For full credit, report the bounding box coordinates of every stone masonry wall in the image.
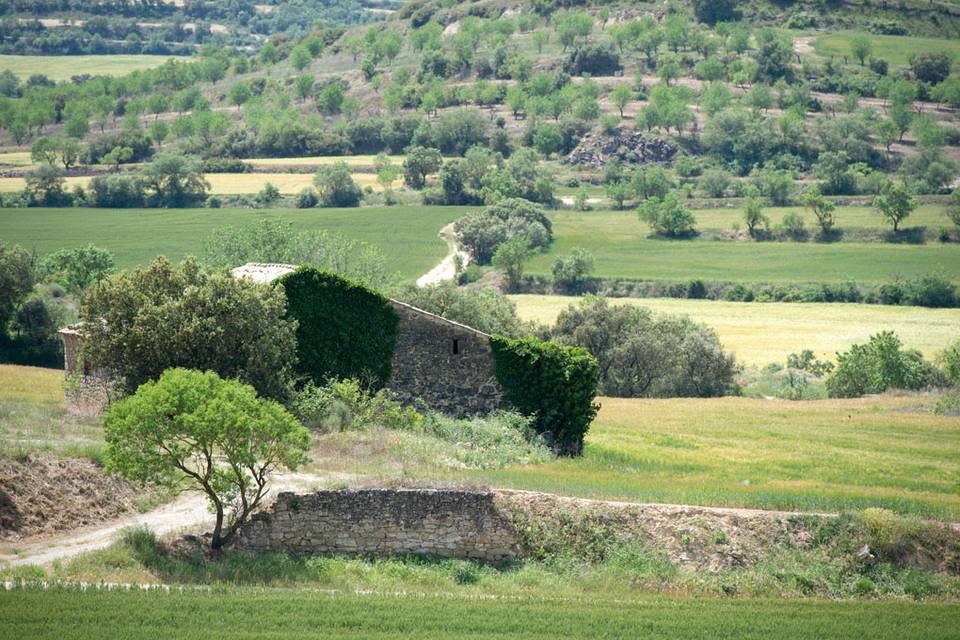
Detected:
[234,489,520,561]
[386,301,503,417]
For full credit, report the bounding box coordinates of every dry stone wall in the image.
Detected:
[387,301,503,417]
[234,489,520,561]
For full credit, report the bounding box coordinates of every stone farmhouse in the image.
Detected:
[61,263,504,417]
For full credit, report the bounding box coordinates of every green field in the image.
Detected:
[525,210,960,284]
[2,588,958,640]
[812,32,960,66]
[0,54,180,81]
[455,395,960,520]
[510,295,960,365]
[0,206,468,280]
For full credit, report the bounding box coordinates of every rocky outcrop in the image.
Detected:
[566,130,678,169]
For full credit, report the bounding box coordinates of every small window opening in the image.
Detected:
[452,338,460,355]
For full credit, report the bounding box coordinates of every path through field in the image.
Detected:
[0,471,337,568]
[416,223,469,287]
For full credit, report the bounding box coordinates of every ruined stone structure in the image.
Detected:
[234,489,520,561]
[60,263,504,417]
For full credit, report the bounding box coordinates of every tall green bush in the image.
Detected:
[826,331,942,398]
[489,335,599,456]
[276,267,398,388]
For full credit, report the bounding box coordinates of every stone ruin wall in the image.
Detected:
[233,489,520,561]
[387,301,504,418]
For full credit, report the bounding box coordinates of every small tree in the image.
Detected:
[227,81,252,111]
[611,84,633,117]
[743,189,769,238]
[374,153,401,198]
[874,180,917,232]
[403,146,442,189]
[850,35,872,66]
[947,189,960,230]
[551,248,595,291]
[638,192,697,238]
[38,245,114,294]
[492,235,533,289]
[142,153,209,207]
[800,186,836,237]
[104,368,311,550]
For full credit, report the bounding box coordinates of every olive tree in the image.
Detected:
[874,180,917,232]
[104,368,311,550]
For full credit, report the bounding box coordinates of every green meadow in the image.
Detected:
[0,54,179,81]
[525,210,960,284]
[812,32,960,67]
[2,587,958,640]
[0,206,468,281]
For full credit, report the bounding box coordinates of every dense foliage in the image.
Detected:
[276,266,399,389]
[826,331,944,397]
[398,282,528,337]
[489,334,599,456]
[455,198,553,265]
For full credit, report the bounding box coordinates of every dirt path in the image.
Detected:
[794,36,816,57]
[0,471,335,568]
[416,223,470,287]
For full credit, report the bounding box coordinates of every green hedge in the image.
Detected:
[489,335,600,456]
[276,267,398,388]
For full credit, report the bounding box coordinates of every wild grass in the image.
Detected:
[524,210,960,284]
[3,585,958,640]
[0,205,468,279]
[245,155,406,168]
[0,364,64,404]
[812,32,960,66]
[0,54,178,81]
[449,395,960,520]
[509,295,960,366]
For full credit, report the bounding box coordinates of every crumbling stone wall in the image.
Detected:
[387,301,503,417]
[234,489,520,561]
[60,325,112,415]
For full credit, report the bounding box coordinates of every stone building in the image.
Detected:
[61,263,504,417]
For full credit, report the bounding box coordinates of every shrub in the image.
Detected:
[565,42,622,76]
[826,331,940,398]
[291,378,421,432]
[638,192,697,238]
[38,245,114,294]
[295,187,318,209]
[398,282,527,337]
[934,389,960,416]
[938,338,960,386]
[454,198,553,264]
[786,349,834,377]
[419,411,551,468]
[551,248,595,292]
[275,267,398,388]
[314,161,362,207]
[901,273,958,308]
[780,212,808,241]
[86,174,146,208]
[489,335,599,456]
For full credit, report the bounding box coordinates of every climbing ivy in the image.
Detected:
[489,335,600,457]
[276,267,398,388]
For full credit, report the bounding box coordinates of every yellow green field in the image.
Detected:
[0,54,179,81]
[0,172,400,195]
[0,364,63,404]
[813,32,960,67]
[510,295,960,366]
[689,204,951,231]
[245,155,406,168]
[461,395,960,519]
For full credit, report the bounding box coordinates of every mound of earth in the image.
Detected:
[566,130,678,169]
[0,454,145,540]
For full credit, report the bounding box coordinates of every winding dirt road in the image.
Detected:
[416,223,470,287]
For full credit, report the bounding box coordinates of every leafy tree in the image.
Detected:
[692,0,739,25]
[631,165,673,200]
[611,84,633,117]
[801,186,837,236]
[374,153,401,196]
[104,368,310,550]
[850,35,872,66]
[0,242,35,334]
[551,248,595,291]
[294,75,315,102]
[492,235,534,289]
[909,52,952,85]
[81,257,297,400]
[399,282,525,337]
[698,168,731,198]
[64,115,90,140]
[141,153,209,207]
[874,180,917,232]
[754,29,793,82]
[743,189,769,238]
[26,162,68,206]
[826,331,937,397]
[939,338,960,386]
[227,81,252,110]
[403,146,442,189]
[814,151,858,196]
[455,198,552,264]
[532,123,564,156]
[316,80,346,114]
[948,189,960,230]
[314,161,362,207]
[638,192,697,238]
[605,181,632,209]
[290,45,312,71]
[429,108,489,156]
[38,245,114,294]
[875,119,900,155]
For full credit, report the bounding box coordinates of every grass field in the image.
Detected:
[510,295,960,365]
[2,587,958,640]
[812,32,960,66]
[0,172,400,195]
[0,205,468,279]
[685,205,950,231]
[0,364,63,404]
[453,395,960,520]
[245,155,407,168]
[0,54,179,81]
[525,210,960,284]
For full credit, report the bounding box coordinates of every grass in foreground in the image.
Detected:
[0,205,468,279]
[524,211,960,284]
[509,295,960,366]
[0,54,179,81]
[451,396,960,520]
[1,586,958,640]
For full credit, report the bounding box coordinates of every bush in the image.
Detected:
[780,212,808,241]
[291,378,421,432]
[398,282,527,337]
[489,335,599,456]
[454,198,553,264]
[938,338,960,386]
[295,187,318,209]
[551,297,738,399]
[565,42,622,76]
[826,331,941,398]
[637,192,697,238]
[314,161,362,207]
[901,273,958,308]
[86,174,146,208]
[38,245,114,294]
[551,248,595,292]
[276,267,399,388]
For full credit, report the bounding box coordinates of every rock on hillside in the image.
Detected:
[566,130,678,169]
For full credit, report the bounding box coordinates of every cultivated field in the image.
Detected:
[245,155,407,168]
[0,205,468,279]
[812,32,960,66]
[456,395,960,520]
[0,54,179,81]
[2,588,958,640]
[510,295,960,365]
[525,210,960,284]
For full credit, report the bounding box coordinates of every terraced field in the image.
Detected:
[0,54,179,80]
